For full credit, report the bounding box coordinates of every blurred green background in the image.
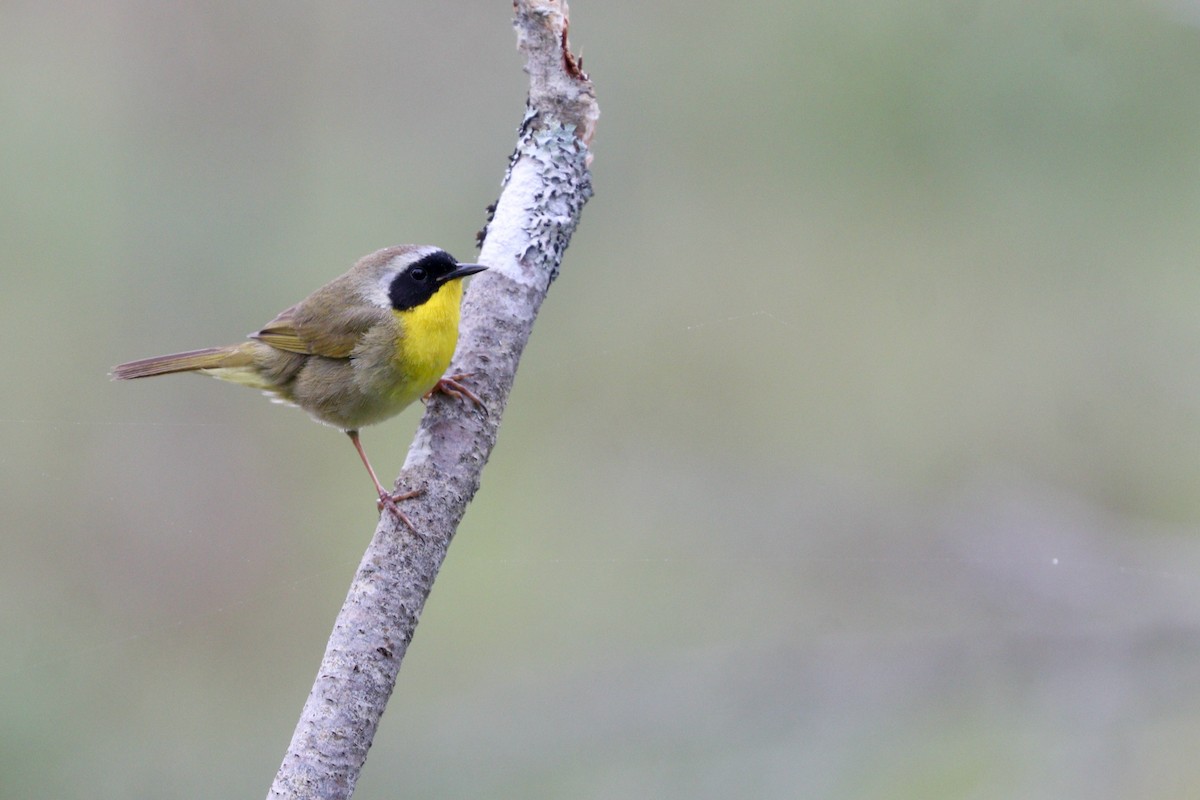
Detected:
[4,0,1200,797]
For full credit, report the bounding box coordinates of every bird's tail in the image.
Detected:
[111,345,255,380]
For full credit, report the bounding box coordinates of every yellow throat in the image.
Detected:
[392,277,466,397]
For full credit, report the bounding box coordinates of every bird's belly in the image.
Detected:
[327,353,445,430]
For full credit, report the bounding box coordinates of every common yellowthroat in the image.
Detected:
[112,245,486,527]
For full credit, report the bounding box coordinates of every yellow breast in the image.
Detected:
[391,278,465,402]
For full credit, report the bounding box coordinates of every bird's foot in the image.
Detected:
[424,373,487,412]
[377,488,424,536]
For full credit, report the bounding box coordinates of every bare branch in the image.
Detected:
[266,2,596,798]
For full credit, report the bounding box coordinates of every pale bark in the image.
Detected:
[267,2,596,797]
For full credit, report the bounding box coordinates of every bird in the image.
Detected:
[112,245,487,529]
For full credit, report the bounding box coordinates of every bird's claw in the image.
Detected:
[377,488,424,537]
[424,372,487,413]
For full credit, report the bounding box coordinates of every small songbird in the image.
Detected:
[112,245,487,528]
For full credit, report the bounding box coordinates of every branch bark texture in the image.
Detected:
[267,2,596,798]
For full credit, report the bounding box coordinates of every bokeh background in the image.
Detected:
[4,1,1200,797]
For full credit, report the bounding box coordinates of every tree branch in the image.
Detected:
[266,2,596,798]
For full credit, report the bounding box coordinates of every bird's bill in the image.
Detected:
[440,263,488,283]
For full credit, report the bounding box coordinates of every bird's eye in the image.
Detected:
[410,267,427,281]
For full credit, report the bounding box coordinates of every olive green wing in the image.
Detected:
[251,301,389,359]
[251,304,314,354]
